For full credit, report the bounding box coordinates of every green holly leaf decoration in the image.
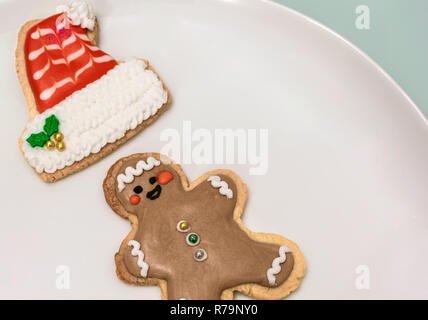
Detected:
[43,115,59,137]
[26,114,61,148]
[26,132,49,148]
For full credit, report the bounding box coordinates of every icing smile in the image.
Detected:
[146,184,162,200]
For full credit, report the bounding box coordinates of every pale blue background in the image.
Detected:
[274,0,428,118]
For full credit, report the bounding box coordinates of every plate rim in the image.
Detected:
[259,0,428,126]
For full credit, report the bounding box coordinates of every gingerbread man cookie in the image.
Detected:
[103,153,305,300]
[15,1,171,182]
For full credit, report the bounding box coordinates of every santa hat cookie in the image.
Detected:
[16,1,171,182]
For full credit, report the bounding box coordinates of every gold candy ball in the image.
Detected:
[45,140,55,150]
[56,141,66,152]
[53,132,64,142]
[179,221,189,231]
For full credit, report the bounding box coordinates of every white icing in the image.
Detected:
[56,1,95,31]
[33,61,50,80]
[40,77,73,100]
[117,157,161,192]
[51,58,67,65]
[86,44,100,51]
[76,33,90,41]
[22,59,168,174]
[29,47,45,60]
[75,59,92,79]
[31,28,55,39]
[62,32,77,47]
[31,31,40,39]
[128,240,149,278]
[207,176,233,199]
[92,55,114,63]
[266,246,292,286]
[67,45,85,62]
[45,44,61,51]
[40,28,55,36]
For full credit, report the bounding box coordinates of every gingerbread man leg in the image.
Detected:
[103,153,305,300]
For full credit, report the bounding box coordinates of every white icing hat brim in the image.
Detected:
[21,58,168,174]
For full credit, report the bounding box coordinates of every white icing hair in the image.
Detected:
[266,246,292,286]
[117,157,161,192]
[128,240,149,278]
[207,176,233,199]
[56,1,95,30]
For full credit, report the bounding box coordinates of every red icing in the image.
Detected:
[24,13,117,113]
[157,171,174,185]
[130,195,140,205]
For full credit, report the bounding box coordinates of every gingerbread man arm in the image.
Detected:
[182,171,297,297]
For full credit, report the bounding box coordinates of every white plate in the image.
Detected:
[0,0,427,299]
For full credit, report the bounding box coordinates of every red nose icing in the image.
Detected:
[129,195,140,205]
[157,171,174,185]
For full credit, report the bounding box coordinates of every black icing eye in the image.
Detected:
[133,185,143,194]
[149,177,157,185]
